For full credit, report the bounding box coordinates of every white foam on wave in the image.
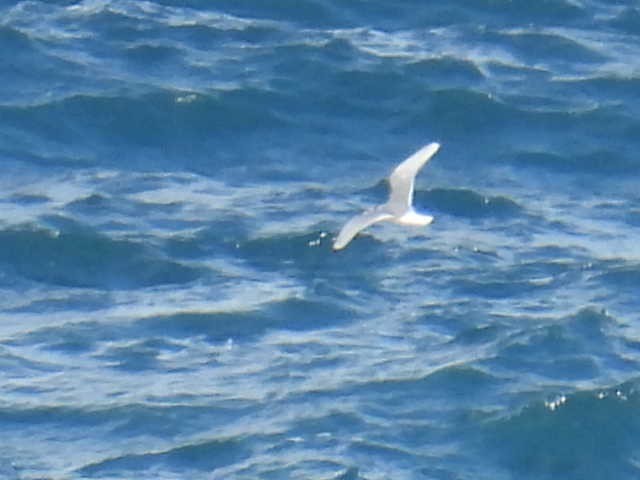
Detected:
[0,164,335,247]
[0,172,92,228]
[500,25,640,80]
[64,0,269,31]
[326,26,519,76]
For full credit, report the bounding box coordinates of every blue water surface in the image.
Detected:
[1,1,640,479]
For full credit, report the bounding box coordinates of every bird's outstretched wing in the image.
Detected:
[333,208,393,250]
[388,143,440,211]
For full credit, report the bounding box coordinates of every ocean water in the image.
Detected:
[1,1,640,479]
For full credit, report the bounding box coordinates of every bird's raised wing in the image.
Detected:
[333,208,393,250]
[388,142,440,211]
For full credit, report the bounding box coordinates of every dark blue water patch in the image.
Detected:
[261,297,353,330]
[123,43,184,68]
[608,7,640,34]
[402,88,639,160]
[270,38,360,83]
[449,0,586,26]
[508,147,639,176]
[562,76,640,113]
[0,22,113,104]
[489,308,622,380]
[509,151,576,173]
[1,88,289,169]
[76,437,249,477]
[269,45,366,113]
[165,0,344,28]
[0,225,203,289]
[0,24,38,62]
[353,0,585,30]
[625,209,640,227]
[0,147,91,170]
[592,261,640,291]
[590,263,640,313]
[330,66,435,116]
[480,383,640,479]
[0,24,94,107]
[417,188,522,219]
[564,307,618,343]
[271,59,423,132]
[398,88,516,138]
[237,229,394,278]
[213,0,585,31]
[589,255,638,300]
[453,258,582,300]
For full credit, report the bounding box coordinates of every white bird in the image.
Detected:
[333,142,440,251]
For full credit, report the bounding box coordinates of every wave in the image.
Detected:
[449,0,585,23]
[2,87,285,137]
[492,29,605,66]
[487,308,620,384]
[77,437,249,476]
[418,187,522,219]
[512,150,632,174]
[482,381,640,479]
[0,225,202,289]
[592,262,640,293]
[136,296,353,344]
[402,56,485,88]
[0,87,291,172]
[608,7,640,35]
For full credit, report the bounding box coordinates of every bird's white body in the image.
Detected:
[394,209,434,226]
[333,142,440,250]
